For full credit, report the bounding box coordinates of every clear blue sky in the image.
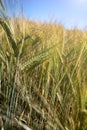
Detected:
[3,0,87,29]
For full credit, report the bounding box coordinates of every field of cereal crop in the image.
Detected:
[0,1,87,130]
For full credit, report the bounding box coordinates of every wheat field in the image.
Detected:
[0,2,87,130]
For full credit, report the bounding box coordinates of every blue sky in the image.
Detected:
[3,0,87,29]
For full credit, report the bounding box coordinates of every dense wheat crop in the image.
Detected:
[0,2,87,130]
[0,18,87,130]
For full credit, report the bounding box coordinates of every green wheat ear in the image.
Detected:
[0,18,18,57]
[0,0,18,57]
